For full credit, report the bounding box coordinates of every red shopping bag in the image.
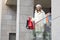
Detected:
[27,17,34,30]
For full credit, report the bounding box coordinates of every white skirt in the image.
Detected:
[35,21,44,38]
[35,21,44,32]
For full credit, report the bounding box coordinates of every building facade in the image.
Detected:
[0,0,51,40]
[0,0,16,40]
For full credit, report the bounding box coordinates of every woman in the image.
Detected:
[45,12,51,40]
[32,4,46,40]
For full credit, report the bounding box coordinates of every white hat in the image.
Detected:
[36,4,42,8]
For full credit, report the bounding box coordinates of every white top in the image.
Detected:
[32,10,46,24]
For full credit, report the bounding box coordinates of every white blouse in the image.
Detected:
[32,10,46,24]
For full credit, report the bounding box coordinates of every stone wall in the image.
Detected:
[1,0,16,40]
[19,0,34,40]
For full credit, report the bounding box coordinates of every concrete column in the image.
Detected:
[0,0,2,40]
[52,0,60,40]
[19,0,34,40]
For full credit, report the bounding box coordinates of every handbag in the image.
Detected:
[26,17,34,30]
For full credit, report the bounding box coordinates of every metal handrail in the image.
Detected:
[35,15,50,24]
